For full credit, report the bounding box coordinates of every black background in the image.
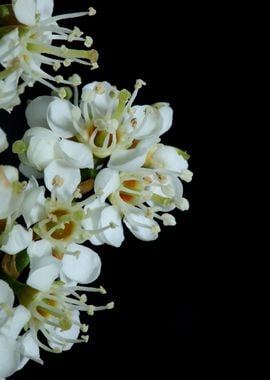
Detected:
[1,1,207,378]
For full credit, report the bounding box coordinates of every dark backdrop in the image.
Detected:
[1,1,206,378]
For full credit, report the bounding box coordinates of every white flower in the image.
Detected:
[82,197,124,248]
[24,190,90,249]
[14,97,96,199]
[26,240,101,290]
[16,280,112,354]
[18,80,172,164]
[26,239,61,292]
[94,167,189,240]
[0,0,98,110]
[123,209,161,241]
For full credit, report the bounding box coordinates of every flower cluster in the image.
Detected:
[0,1,192,379]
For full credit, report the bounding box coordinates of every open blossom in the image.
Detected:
[14,80,172,170]
[0,280,41,379]
[0,0,98,111]
[82,196,124,248]
[27,240,101,291]
[20,177,119,249]
[0,278,113,373]
[13,124,93,199]
[15,280,113,354]
[93,158,191,240]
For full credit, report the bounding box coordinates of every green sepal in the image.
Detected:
[15,250,30,273]
[177,148,191,160]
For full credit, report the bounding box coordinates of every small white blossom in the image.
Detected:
[19,81,172,165]
[94,167,189,240]
[15,280,111,354]
[0,0,98,111]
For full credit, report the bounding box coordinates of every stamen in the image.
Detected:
[175,197,189,211]
[180,169,193,183]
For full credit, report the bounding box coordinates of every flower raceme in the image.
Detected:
[0,0,98,111]
[1,78,192,378]
[1,3,193,378]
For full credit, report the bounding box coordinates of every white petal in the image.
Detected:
[19,163,43,179]
[0,128,8,153]
[156,103,173,135]
[108,137,156,172]
[1,225,32,255]
[124,212,159,241]
[0,281,14,327]
[0,165,18,183]
[21,183,46,227]
[0,70,21,112]
[44,160,81,201]
[19,331,42,368]
[26,135,60,171]
[148,174,183,212]
[82,198,107,246]
[108,148,146,171]
[59,140,93,168]
[94,168,120,201]
[0,166,23,219]
[36,0,54,20]
[48,310,80,351]
[99,206,124,247]
[25,96,55,128]
[0,305,30,339]
[62,244,101,284]
[47,99,77,138]
[131,105,162,139]
[81,81,118,119]
[27,255,60,292]
[0,335,21,378]
[152,145,188,173]
[27,239,52,258]
[12,0,36,26]
[0,29,20,64]
[0,280,14,307]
